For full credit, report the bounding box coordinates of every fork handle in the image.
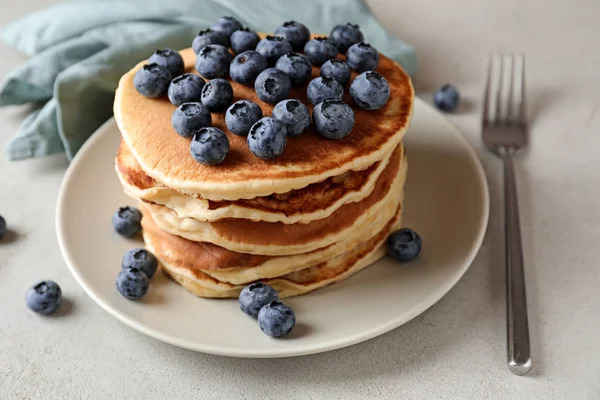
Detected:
[503,153,532,375]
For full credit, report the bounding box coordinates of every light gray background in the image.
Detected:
[1,0,599,399]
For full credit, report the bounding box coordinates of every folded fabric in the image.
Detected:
[0,0,417,161]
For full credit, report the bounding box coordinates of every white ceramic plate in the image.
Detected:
[56,98,489,358]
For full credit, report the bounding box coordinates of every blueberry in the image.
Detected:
[171,102,212,138]
[254,68,291,104]
[256,36,292,66]
[433,84,461,113]
[195,44,232,79]
[0,215,6,240]
[211,16,243,38]
[274,21,310,52]
[226,100,263,136]
[258,301,296,338]
[350,71,390,110]
[230,28,260,54]
[303,37,337,66]
[148,48,184,78]
[313,100,355,139]
[272,99,310,137]
[275,52,312,86]
[122,248,159,278]
[112,206,142,238]
[201,78,233,112]
[346,42,380,72]
[167,73,205,106]
[190,127,230,165]
[330,23,364,53]
[248,117,287,159]
[307,76,344,105]
[387,228,422,262]
[320,59,351,86]
[25,280,61,315]
[133,63,171,98]
[230,50,268,85]
[116,268,149,300]
[238,282,279,318]
[192,29,229,54]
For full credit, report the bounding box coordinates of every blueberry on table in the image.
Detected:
[330,23,364,53]
[255,36,292,66]
[272,99,311,137]
[211,16,243,38]
[433,84,461,112]
[226,100,263,136]
[201,78,233,112]
[258,301,296,338]
[25,280,62,314]
[192,29,229,54]
[230,50,268,85]
[239,282,279,318]
[254,68,291,104]
[247,117,288,160]
[112,206,142,238]
[190,127,230,165]
[275,52,312,86]
[116,268,150,300]
[346,42,380,72]
[171,102,212,138]
[307,76,344,105]
[195,44,232,79]
[350,71,390,110]
[230,28,260,54]
[387,228,422,262]
[320,59,351,86]
[133,64,171,98]
[0,215,6,239]
[149,48,184,78]
[313,100,355,140]
[303,37,337,66]
[167,73,205,106]
[122,248,159,278]
[274,21,311,52]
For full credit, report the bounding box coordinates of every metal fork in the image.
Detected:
[482,53,532,375]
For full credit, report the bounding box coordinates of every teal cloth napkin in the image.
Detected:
[0,0,417,161]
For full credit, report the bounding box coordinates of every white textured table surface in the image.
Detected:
[1,1,599,399]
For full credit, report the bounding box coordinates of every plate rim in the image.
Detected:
[56,97,490,358]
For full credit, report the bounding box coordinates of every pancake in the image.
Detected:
[114,40,414,201]
[116,139,394,224]
[143,206,402,298]
[142,146,406,256]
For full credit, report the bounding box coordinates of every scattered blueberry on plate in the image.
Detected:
[248,117,288,159]
[272,99,311,137]
[387,228,422,262]
[195,44,232,79]
[329,23,364,53]
[239,282,279,318]
[230,50,268,85]
[0,215,6,240]
[167,73,205,106]
[350,71,390,110]
[258,301,296,338]
[254,68,292,104]
[230,28,260,54]
[346,42,380,72]
[149,48,184,78]
[313,99,355,139]
[226,100,263,136]
[201,78,233,112]
[192,29,229,54]
[122,248,159,278]
[433,84,461,112]
[320,59,351,86]
[211,16,243,38]
[25,280,62,315]
[274,21,310,52]
[303,37,337,66]
[256,35,292,66]
[133,63,171,98]
[116,268,150,300]
[112,206,142,238]
[275,52,312,86]
[307,76,344,105]
[171,102,212,138]
[190,127,230,165]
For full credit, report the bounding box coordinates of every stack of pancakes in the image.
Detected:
[113,47,414,298]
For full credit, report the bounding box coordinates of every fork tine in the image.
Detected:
[516,54,527,123]
[494,54,503,123]
[482,55,492,123]
[506,53,515,121]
